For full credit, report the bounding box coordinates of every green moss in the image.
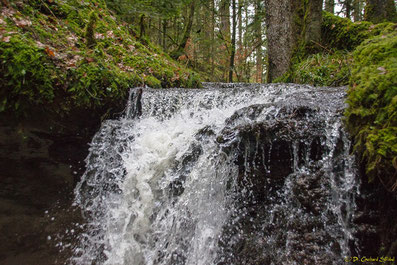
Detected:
[277,51,353,86]
[85,11,98,48]
[145,75,161,88]
[0,0,202,115]
[0,36,56,112]
[186,72,202,88]
[322,11,396,51]
[345,31,397,187]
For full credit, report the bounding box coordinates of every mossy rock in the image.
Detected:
[322,11,396,51]
[345,31,397,188]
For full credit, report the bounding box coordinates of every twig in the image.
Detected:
[85,88,102,101]
[310,40,332,54]
[39,0,59,24]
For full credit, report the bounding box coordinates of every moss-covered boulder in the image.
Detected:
[345,30,397,188]
[322,11,396,51]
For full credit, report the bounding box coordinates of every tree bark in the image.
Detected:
[365,0,397,23]
[220,0,231,42]
[324,0,335,13]
[345,0,353,19]
[229,0,237,82]
[305,0,323,45]
[255,0,262,83]
[220,0,231,81]
[264,0,300,82]
[211,0,215,75]
[171,1,195,59]
[265,0,323,82]
[353,0,363,21]
[139,14,145,38]
[238,0,243,50]
[162,20,167,51]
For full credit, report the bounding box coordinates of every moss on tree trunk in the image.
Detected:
[264,0,322,82]
[365,0,397,23]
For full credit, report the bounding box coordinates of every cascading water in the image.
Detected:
[71,83,359,265]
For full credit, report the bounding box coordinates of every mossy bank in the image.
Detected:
[0,0,201,116]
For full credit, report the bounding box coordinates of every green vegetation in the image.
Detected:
[0,0,201,115]
[278,12,397,190]
[274,51,353,86]
[345,31,397,188]
[321,11,395,51]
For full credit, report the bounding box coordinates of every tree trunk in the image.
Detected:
[238,0,243,50]
[220,0,231,81]
[211,0,215,75]
[264,0,300,82]
[365,0,397,23]
[139,14,145,39]
[352,0,363,21]
[255,0,262,83]
[243,3,249,82]
[229,0,237,82]
[324,0,335,13]
[305,0,323,45]
[345,0,352,19]
[157,19,162,46]
[171,1,195,59]
[265,0,323,82]
[220,0,231,42]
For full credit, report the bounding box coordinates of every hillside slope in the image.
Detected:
[0,0,200,115]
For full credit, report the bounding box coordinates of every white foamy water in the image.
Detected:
[71,83,359,265]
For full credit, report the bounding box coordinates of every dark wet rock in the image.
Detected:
[215,97,352,264]
[353,176,397,258]
[0,105,122,264]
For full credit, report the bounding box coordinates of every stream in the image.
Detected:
[70,83,360,265]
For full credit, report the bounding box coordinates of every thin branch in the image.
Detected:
[39,0,59,24]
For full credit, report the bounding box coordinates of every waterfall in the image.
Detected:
[71,83,359,265]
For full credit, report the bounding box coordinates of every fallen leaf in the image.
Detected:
[1,8,16,18]
[0,18,5,25]
[45,46,55,57]
[95,32,104,39]
[86,57,94,63]
[48,24,58,31]
[15,19,32,28]
[377,66,387,74]
[106,30,114,38]
[36,41,45,48]
[67,34,78,43]
[2,36,11,42]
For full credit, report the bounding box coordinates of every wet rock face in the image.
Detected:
[0,106,118,264]
[353,177,397,260]
[217,103,355,264]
